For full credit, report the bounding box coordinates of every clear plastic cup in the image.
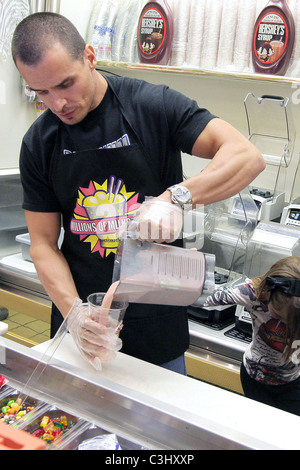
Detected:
[87,293,128,359]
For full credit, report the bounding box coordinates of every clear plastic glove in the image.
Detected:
[122,197,183,243]
[66,298,123,370]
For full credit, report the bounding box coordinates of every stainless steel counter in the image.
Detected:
[189,319,247,362]
[185,317,247,394]
[2,261,300,449]
[0,254,47,300]
[1,335,300,450]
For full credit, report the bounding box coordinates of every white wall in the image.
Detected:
[0,0,95,173]
[60,0,96,38]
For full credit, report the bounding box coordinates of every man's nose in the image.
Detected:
[50,93,68,113]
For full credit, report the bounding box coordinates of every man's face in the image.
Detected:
[16,43,98,125]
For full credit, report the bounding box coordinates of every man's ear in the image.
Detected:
[84,44,97,70]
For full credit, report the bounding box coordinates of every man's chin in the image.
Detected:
[53,107,88,125]
[57,113,81,125]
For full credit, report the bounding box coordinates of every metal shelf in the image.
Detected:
[96,60,300,85]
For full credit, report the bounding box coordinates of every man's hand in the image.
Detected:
[66,298,123,370]
[125,197,183,243]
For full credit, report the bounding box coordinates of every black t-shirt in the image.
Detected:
[20,75,216,213]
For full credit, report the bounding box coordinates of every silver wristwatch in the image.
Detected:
[167,184,192,207]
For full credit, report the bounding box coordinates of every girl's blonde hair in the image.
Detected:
[252,256,300,359]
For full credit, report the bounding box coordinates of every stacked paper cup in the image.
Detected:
[216,0,240,71]
[232,0,258,72]
[112,0,146,63]
[287,0,300,77]
[185,0,206,68]
[169,0,191,66]
[200,0,223,70]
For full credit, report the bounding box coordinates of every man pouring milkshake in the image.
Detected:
[12,13,264,373]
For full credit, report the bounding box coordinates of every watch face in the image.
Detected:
[174,187,184,199]
[173,186,191,204]
[174,187,184,196]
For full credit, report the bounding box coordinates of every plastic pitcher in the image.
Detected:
[112,238,215,307]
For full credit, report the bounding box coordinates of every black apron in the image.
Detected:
[49,102,189,365]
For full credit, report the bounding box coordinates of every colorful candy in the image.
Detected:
[0,397,34,425]
[31,415,75,444]
[40,415,49,428]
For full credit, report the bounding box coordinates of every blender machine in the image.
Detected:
[187,188,258,326]
[244,93,296,221]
